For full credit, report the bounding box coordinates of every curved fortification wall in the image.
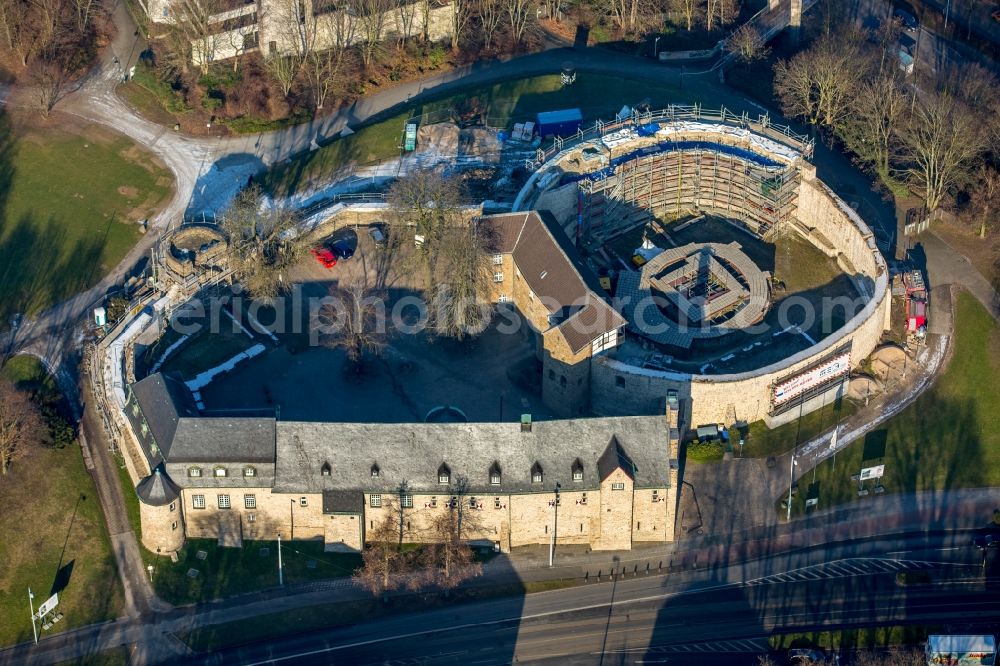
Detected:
[515,119,890,428]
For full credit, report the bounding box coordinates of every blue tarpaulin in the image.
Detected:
[560,138,785,185]
[636,123,661,136]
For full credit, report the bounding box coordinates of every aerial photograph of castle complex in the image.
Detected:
[0,0,998,663]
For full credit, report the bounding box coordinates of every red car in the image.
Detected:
[311,247,337,268]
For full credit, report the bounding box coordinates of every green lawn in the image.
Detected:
[784,291,1000,517]
[742,396,857,459]
[0,109,173,323]
[146,539,361,605]
[181,577,579,652]
[264,73,694,198]
[770,625,937,651]
[0,357,124,647]
[156,327,257,380]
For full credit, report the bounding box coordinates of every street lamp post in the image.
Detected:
[28,588,38,645]
[277,533,284,586]
[289,499,295,540]
[786,453,798,522]
[654,36,661,60]
[549,483,561,567]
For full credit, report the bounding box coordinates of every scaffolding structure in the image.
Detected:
[579,146,799,246]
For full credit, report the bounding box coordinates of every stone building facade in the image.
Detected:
[481,211,626,417]
[122,373,679,555]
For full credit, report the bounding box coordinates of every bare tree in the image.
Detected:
[502,0,534,46]
[387,170,462,286]
[0,380,44,476]
[968,165,1000,238]
[220,185,302,299]
[838,71,908,181]
[477,0,503,50]
[419,502,482,593]
[319,280,387,366]
[726,22,769,64]
[27,56,69,117]
[668,0,700,31]
[0,0,38,66]
[773,30,870,130]
[265,53,301,97]
[71,0,97,32]
[451,0,473,50]
[166,0,227,73]
[430,220,495,340]
[899,91,988,212]
[352,0,391,68]
[354,512,409,599]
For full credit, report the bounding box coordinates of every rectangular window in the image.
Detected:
[438,473,449,484]
[193,494,206,509]
[493,272,504,283]
[498,294,509,304]
[244,494,256,509]
[188,467,202,478]
[218,494,231,509]
[431,497,437,507]
[400,494,412,508]
[532,472,543,484]
[244,467,256,477]
[300,497,308,507]
[591,329,619,355]
[572,469,583,482]
[469,497,477,509]
[247,513,256,522]
[169,502,176,512]
[492,254,503,265]
[214,467,227,477]
[370,494,382,507]
[611,482,625,491]
[171,521,178,530]
[652,491,659,503]
[581,492,587,504]
[490,473,501,485]
[494,497,501,509]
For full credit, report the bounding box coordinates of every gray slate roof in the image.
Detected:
[126,372,199,467]
[274,416,670,495]
[169,418,276,463]
[136,466,182,506]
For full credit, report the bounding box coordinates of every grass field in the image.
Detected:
[784,291,1000,517]
[0,109,173,323]
[742,396,857,459]
[770,625,937,651]
[146,539,361,605]
[0,357,124,647]
[181,577,578,652]
[156,326,257,380]
[263,73,695,198]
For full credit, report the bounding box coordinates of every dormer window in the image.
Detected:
[188,467,202,478]
[321,462,331,476]
[572,459,584,482]
[437,463,450,485]
[370,463,380,478]
[214,467,227,478]
[243,466,256,478]
[531,462,543,484]
[489,461,502,485]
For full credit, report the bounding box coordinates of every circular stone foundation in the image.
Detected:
[618,241,769,349]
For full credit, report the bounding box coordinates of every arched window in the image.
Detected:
[531,462,544,484]
[438,463,451,485]
[572,459,584,482]
[489,462,502,485]
[370,463,380,478]
[243,466,256,478]
[320,462,331,477]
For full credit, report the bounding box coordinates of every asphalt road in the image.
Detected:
[187,572,1000,665]
[172,530,1000,666]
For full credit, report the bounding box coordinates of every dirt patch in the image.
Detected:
[118,185,140,199]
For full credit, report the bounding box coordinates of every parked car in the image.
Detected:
[368,226,387,247]
[894,7,919,31]
[331,241,354,260]
[311,247,337,268]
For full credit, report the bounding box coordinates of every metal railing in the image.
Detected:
[524,104,815,173]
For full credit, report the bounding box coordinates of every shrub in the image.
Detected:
[686,439,724,463]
